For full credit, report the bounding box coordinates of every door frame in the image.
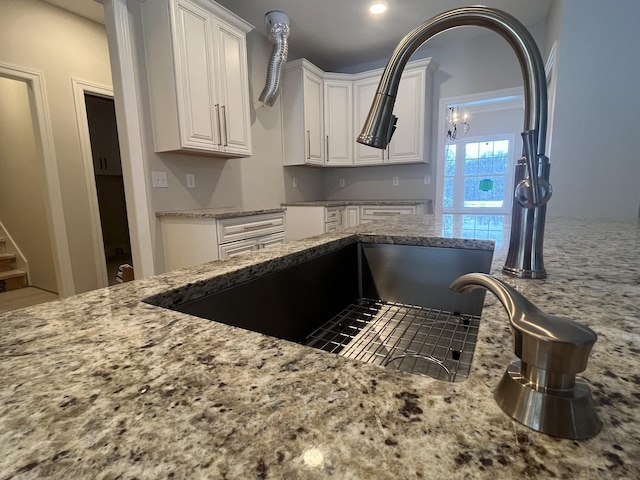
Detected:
[435,86,524,216]
[0,62,75,296]
[71,78,113,288]
[101,0,156,280]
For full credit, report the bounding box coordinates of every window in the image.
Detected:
[442,214,507,248]
[443,135,515,214]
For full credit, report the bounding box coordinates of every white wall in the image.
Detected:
[0,0,114,293]
[0,77,57,292]
[544,0,640,218]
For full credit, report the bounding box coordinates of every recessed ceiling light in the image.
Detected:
[369,3,388,15]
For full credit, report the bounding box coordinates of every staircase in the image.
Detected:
[0,237,28,292]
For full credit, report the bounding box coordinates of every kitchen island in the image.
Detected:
[1,216,639,479]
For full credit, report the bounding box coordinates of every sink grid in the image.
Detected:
[303,298,480,382]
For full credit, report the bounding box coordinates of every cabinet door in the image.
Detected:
[388,68,425,163]
[173,0,220,150]
[161,217,219,271]
[324,80,352,166]
[213,18,252,156]
[303,70,324,165]
[86,96,123,176]
[353,76,385,165]
[345,206,360,228]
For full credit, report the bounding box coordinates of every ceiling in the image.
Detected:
[214,0,552,71]
[43,0,552,72]
[42,0,105,25]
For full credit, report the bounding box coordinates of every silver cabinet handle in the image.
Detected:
[222,105,228,146]
[306,130,310,159]
[215,104,222,146]
[242,224,269,232]
[326,135,329,162]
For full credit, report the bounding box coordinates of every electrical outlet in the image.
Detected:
[424,175,431,185]
[339,178,345,187]
[151,171,168,188]
[292,177,298,188]
[392,176,399,186]
[186,173,196,189]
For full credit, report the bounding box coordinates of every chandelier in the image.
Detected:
[446,106,470,141]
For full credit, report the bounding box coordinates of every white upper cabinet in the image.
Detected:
[212,18,252,156]
[353,75,386,165]
[282,57,436,167]
[324,77,353,166]
[282,59,325,166]
[141,0,252,157]
[353,59,434,165]
[387,66,427,164]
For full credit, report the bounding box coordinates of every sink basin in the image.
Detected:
[145,241,493,381]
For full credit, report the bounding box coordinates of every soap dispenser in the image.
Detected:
[450,273,601,439]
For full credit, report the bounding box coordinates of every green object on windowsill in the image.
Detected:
[479,179,494,192]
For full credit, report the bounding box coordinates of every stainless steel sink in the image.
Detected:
[144,242,493,381]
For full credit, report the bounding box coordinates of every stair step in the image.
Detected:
[0,252,17,272]
[0,269,28,292]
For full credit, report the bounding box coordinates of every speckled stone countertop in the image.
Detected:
[1,216,639,479]
[282,199,430,207]
[156,207,286,219]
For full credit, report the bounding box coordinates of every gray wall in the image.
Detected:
[543,0,640,218]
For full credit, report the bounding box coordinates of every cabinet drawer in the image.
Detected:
[360,205,416,221]
[217,213,285,243]
[218,238,259,260]
[325,221,339,232]
[325,207,344,224]
[259,232,286,249]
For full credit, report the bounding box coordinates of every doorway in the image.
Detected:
[435,88,524,248]
[0,63,75,297]
[72,78,133,288]
[435,87,524,217]
[84,93,132,286]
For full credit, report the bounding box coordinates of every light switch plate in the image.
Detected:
[339,178,345,187]
[392,176,399,186]
[152,171,168,188]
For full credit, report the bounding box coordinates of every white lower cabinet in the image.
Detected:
[285,206,345,241]
[160,211,286,271]
[285,203,426,241]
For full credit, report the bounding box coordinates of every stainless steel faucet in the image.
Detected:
[357,6,552,279]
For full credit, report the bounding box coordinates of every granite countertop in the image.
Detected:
[156,207,286,219]
[281,199,431,207]
[1,216,639,479]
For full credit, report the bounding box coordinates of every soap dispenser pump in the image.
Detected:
[450,273,601,439]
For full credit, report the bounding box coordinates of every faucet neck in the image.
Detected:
[366,6,548,156]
